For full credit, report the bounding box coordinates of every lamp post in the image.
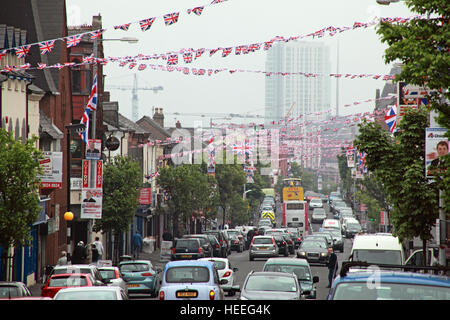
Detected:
[64,211,74,262]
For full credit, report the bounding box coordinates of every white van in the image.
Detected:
[321,218,341,231]
[350,233,405,265]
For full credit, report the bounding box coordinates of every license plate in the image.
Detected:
[258,247,268,250]
[127,284,139,288]
[176,291,197,298]
[181,255,192,258]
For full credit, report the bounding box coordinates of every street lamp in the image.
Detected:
[64,211,74,261]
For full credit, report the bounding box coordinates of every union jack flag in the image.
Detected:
[83,54,95,64]
[15,45,31,59]
[37,63,47,70]
[263,41,273,50]
[183,52,193,63]
[232,142,253,155]
[139,18,155,31]
[138,64,147,71]
[209,49,219,56]
[89,29,103,40]
[222,47,232,57]
[86,73,98,112]
[235,46,243,55]
[195,48,204,59]
[39,40,55,55]
[249,43,260,52]
[167,54,178,65]
[128,63,136,69]
[114,23,131,31]
[211,0,228,4]
[163,12,180,26]
[187,6,204,16]
[79,108,90,143]
[0,50,7,61]
[66,35,82,48]
[384,104,397,133]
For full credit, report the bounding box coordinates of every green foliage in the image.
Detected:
[0,130,42,249]
[354,108,438,242]
[93,156,142,234]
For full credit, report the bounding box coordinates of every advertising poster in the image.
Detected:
[38,151,63,189]
[346,147,355,168]
[86,139,102,160]
[81,188,102,219]
[425,127,448,178]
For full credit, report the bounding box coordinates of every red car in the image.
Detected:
[41,273,95,298]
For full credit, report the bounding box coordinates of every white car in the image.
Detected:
[53,286,128,300]
[199,257,239,296]
[309,198,323,209]
[98,266,128,297]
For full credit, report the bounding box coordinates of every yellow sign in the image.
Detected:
[283,187,304,201]
[261,211,275,222]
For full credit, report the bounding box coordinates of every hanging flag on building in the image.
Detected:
[163,12,180,26]
[139,18,156,31]
[39,41,55,55]
[66,34,82,48]
[15,45,31,59]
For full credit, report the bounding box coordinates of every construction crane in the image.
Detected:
[106,74,163,122]
[165,111,265,128]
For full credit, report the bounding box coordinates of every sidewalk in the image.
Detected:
[29,248,166,297]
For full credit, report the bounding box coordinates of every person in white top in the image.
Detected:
[93,237,104,260]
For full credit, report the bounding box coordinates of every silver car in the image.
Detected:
[98,266,128,297]
[53,286,128,300]
[239,271,301,300]
[249,236,278,261]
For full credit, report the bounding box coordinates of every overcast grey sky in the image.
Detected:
[68,0,413,128]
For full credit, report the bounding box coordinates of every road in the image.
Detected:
[130,200,352,300]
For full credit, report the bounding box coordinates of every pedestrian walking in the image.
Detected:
[93,237,104,260]
[57,251,69,266]
[91,244,99,265]
[327,247,338,288]
[162,229,173,241]
[133,232,143,259]
[72,241,88,265]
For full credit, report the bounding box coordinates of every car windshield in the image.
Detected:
[165,266,210,283]
[99,270,116,280]
[325,230,342,237]
[0,286,20,298]
[301,241,327,249]
[313,210,325,215]
[120,263,150,273]
[258,220,272,226]
[253,238,273,245]
[245,275,297,292]
[264,265,311,281]
[352,249,402,265]
[176,239,199,249]
[55,290,117,300]
[333,282,450,300]
[49,276,88,287]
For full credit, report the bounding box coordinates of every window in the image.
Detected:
[165,266,210,283]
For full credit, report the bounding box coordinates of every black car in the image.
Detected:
[171,238,205,261]
[206,234,221,257]
[182,234,213,257]
[229,234,244,252]
[204,230,228,257]
[273,234,289,256]
[296,239,329,265]
[288,230,302,249]
[280,233,295,254]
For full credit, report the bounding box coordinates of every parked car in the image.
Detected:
[171,238,205,261]
[0,281,32,299]
[119,260,161,297]
[182,234,214,257]
[53,286,128,300]
[199,257,239,296]
[204,230,229,258]
[50,264,106,286]
[263,258,319,299]
[328,262,450,300]
[249,236,278,261]
[159,260,226,300]
[98,266,128,297]
[296,238,330,265]
[311,208,327,224]
[41,273,96,298]
[239,271,301,300]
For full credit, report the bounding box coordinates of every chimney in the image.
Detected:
[175,120,181,129]
[153,107,164,127]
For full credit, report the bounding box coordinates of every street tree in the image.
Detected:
[377,0,450,210]
[92,156,141,264]
[0,130,42,280]
[354,108,438,265]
